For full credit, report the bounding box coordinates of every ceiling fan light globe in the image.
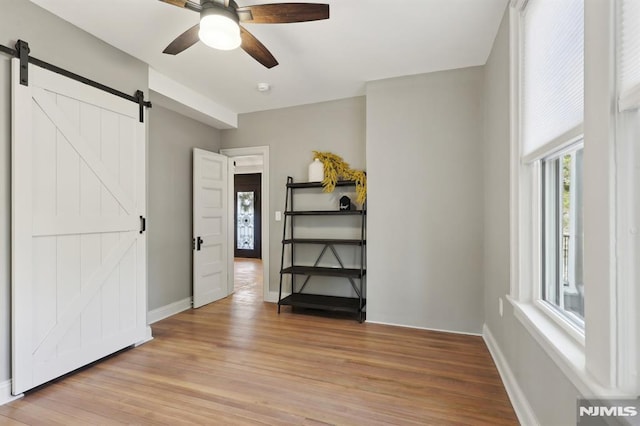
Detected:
[199,14,241,51]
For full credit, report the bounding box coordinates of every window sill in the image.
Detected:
[533,299,585,345]
[507,295,622,398]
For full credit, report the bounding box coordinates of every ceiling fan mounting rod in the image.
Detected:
[184,2,202,12]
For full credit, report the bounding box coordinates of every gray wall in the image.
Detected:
[0,0,149,384]
[482,3,513,367]
[365,68,485,334]
[482,9,581,425]
[148,105,221,311]
[220,97,366,294]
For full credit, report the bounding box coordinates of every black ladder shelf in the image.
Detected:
[278,176,366,322]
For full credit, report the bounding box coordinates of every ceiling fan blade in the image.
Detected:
[237,3,329,24]
[158,0,188,7]
[240,26,278,69]
[163,24,200,55]
[157,0,202,12]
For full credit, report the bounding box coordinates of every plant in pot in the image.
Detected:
[312,151,366,205]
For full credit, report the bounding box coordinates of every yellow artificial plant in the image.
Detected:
[312,151,367,204]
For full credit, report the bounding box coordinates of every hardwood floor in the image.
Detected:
[0,264,517,425]
[234,258,263,291]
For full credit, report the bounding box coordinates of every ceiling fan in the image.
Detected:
[158,0,330,69]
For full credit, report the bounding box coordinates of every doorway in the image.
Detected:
[234,173,262,259]
[220,146,271,302]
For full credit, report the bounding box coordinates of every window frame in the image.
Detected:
[540,142,585,331]
[515,143,587,349]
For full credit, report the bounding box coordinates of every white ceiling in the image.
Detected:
[29,0,507,115]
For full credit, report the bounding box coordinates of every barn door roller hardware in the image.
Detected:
[0,40,152,123]
[16,40,29,86]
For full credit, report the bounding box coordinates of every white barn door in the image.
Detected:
[11,60,150,394]
[193,148,229,308]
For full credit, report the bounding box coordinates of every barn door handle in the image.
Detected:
[195,236,203,251]
[139,216,146,234]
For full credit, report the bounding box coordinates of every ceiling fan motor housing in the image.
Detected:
[199,1,241,50]
[201,1,239,22]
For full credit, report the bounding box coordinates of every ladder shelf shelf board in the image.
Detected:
[284,210,365,216]
[278,176,366,322]
[282,238,365,246]
[281,266,365,279]
[278,294,366,314]
[286,180,358,189]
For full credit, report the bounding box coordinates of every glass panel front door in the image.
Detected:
[237,191,255,250]
[234,173,261,258]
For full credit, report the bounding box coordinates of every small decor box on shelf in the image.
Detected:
[339,196,351,211]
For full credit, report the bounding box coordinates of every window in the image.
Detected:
[509,0,639,397]
[508,0,591,392]
[619,0,640,109]
[619,0,640,107]
[617,0,640,393]
[237,191,255,250]
[517,0,586,332]
[542,143,584,328]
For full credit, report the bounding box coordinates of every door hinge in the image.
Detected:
[139,216,146,234]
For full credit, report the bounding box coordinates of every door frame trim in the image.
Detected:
[220,146,270,302]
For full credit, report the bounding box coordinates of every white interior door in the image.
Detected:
[193,148,229,308]
[11,60,149,394]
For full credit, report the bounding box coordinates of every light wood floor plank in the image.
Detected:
[0,259,517,425]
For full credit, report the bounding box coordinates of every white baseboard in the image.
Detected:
[0,380,23,406]
[366,320,482,337]
[483,323,539,426]
[266,291,280,303]
[147,297,192,324]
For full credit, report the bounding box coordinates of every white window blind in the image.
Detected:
[521,0,584,158]
[619,0,640,111]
